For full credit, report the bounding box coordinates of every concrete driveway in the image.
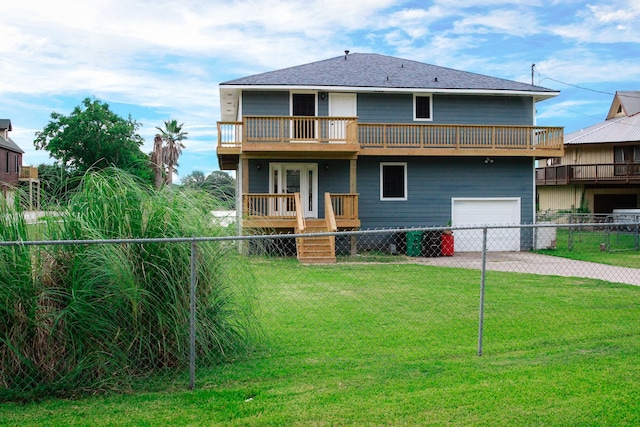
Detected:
[415,252,640,286]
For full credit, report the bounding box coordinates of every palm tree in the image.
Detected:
[156,120,188,186]
[151,134,164,189]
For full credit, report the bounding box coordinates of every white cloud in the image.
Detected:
[551,1,640,43]
[451,9,540,36]
[2,0,639,175]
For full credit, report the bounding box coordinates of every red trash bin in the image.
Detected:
[441,232,454,256]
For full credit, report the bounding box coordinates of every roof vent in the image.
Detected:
[434,77,438,82]
[344,50,350,59]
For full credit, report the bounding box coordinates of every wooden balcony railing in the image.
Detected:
[536,163,640,185]
[19,166,38,179]
[242,193,359,228]
[358,124,564,151]
[218,117,563,156]
[330,194,359,221]
[243,194,297,219]
[219,116,358,146]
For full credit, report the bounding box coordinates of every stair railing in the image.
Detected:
[294,192,305,233]
[324,192,337,256]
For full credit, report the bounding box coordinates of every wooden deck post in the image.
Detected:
[350,159,358,256]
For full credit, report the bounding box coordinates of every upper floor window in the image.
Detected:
[614,146,640,163]
[380,162,407,201]
[413,94,432,121]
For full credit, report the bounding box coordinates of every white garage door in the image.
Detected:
[451,198,521,252]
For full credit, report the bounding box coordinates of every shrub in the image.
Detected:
[0,169,256,401]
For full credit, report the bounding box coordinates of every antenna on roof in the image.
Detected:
[344,50,349,60]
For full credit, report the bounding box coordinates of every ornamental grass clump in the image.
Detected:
[0,169,256,401]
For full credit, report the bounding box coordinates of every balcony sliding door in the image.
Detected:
[291,93,316,140]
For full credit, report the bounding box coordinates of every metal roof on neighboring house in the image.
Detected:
[566,114,640,145]
[221,52,557,94]
[566,91,640,145]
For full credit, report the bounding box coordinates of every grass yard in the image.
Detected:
[2,258,640,425]
[537,227,640,268]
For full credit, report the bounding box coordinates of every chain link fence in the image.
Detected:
[2,221,640,400]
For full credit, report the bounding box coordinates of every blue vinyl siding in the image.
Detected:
[243,91,533,125]
[356,93,533,125]
[318,94,328,116]
[243,91,290,116]
[357,93,413,123]
[434,95,533,125]
[356,156,534,228]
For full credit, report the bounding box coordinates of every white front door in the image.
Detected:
[328,93,357,143]
[270,163,318,218]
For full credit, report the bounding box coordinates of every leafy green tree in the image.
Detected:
[203,170,236,208]
[181,170,236,208]
[34,97,152,182]
[37,163,77,206]
[181,170,206,188]
[155,120,188,186]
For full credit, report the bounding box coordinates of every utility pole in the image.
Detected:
[531,63,535,85]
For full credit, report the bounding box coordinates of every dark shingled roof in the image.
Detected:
[0,119,25,153]
[221,52,556,93]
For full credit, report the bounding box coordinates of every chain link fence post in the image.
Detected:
[189,239,197,390]
[478,226,488,357]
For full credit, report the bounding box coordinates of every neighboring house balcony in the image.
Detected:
[536,163,640,185]
[18,166,41,210]
[19,166,38,180]
[217,116,564,168]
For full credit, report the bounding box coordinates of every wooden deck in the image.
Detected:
[242,193,360,230]
[241,192,358,263]
[218,116,564,169]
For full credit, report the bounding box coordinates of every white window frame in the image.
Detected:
[380,162,408,201]
[413,94,433,121]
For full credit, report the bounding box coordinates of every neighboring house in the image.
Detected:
[217,52,563,261]
[0,119,40,210]
[537,91,640,215]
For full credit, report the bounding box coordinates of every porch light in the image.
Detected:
[484,157,494,164]
[256,163,262,170]
[324,163,329,171]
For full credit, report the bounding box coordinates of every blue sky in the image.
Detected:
[2,0,639,182]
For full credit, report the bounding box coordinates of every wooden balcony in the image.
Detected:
[218,117,564,168]
[18,166,39,180]
[536,163,640,185]
[242,192,359,229]
[358,123,564,157]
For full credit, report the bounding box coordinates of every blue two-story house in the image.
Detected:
[217,52,563,262]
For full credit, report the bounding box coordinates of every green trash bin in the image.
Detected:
[406,231,423,257]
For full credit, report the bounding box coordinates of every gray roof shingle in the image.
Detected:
[221,52,556,93]
[0,119,25,153]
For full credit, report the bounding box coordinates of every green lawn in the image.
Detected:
[2,258,640,426]
[537,227,640,268]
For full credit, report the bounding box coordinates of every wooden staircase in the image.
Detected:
[296,219,336,264]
